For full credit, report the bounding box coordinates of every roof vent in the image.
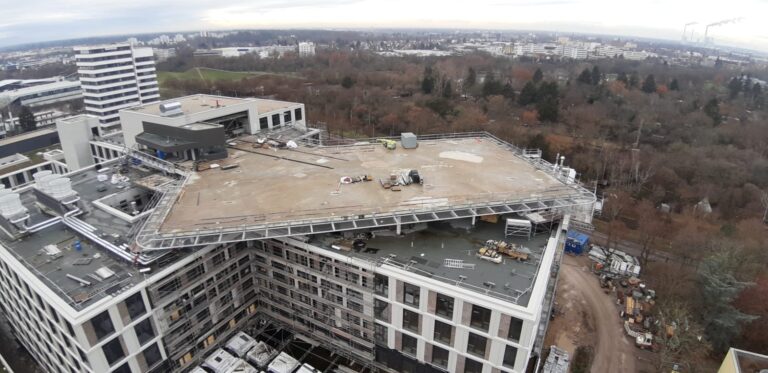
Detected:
[159,102,183,116]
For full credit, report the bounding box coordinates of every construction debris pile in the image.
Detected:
[379,169,423,191]
[588,245,642,277]
[476,239,531,264]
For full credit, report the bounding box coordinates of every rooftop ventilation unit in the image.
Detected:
[159,102,183,116]
[0,193,28,221]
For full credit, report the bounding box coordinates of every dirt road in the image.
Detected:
[545,255,657,372]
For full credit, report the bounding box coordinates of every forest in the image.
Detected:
[158,48,768,368]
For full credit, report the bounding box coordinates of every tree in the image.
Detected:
[655,300,711,372]
[517,81,538,105]
[536,82,559,122]
[577,68,592,85]
[532,68,543,83]
[465,67,477,87]
[635,200,668,267]
[629,71,640,88]
[501,83,515,100]
[703,98,722,125]
[753,83,764,108]
[641,74,657,93]
[17,106,36,133]
[590,66,601,85]
[669,78,680,91]
[728,77,742,99]
[341,76,354,89]
[421,66,436,94]
[536,97,559,122]
[481,73,505,97]
[734,275,768,353]
[442,80,453,99]
[617,72,629,86]
[696,251,757,353]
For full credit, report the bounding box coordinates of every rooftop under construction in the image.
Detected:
[135,133,595,251]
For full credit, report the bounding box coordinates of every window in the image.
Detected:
[503,345,518,368]
[283,111,292,123]
[466,333,487,358]
[465,357,483,373]
[142,343,162,368]
[431,345,449,369]
[90,311,115,341]
[403,282,420,307]
[271,113,281,127]
[433,320,453,345]
[401,333,417,356]
[124,292,146,321]
[101,338,125,366]
[112,363,131,373]
[402,309,419,333]
[374,274,388,296]
[294,108,303,121]
[134,318,155,345]
[470,305,491,331]
[374,324,387,344]
[259,117,269,130]
[374,299,390,322]
[508,317,523,343]
[435,293,454,319]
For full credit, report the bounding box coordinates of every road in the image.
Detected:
[557,255,655,372]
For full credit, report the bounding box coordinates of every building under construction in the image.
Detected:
[0,95,596,373]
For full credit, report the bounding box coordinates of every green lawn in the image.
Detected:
[157,67,303,86]
[157,68,258,86]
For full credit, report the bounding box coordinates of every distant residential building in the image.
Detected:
[74,43,159,137]
[126,37,140,46]
[153,48,176,62]
[562,45,588,60]
[298,42,316,57]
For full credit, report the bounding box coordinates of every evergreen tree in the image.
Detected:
[536,82,560,122]
[590,66,601,85]
[697,252,757,353]
[537,97,559,122]
[341,76,354,89]
[577,68,592,85]
[501,83,515,100]
[617,72,629,86]
[629,72,640,88]
[465,67,477,87]
[669,78,680,91]
[18,106,36,133]
[703,98,722,125]
[752,83,764,108]
[421,66,436,94]
[727,77,742,99]
[532,68,543,83]
[481,73,505,97]
[641,74,657,93]
[442,80,453,99]
[517,81,538,105]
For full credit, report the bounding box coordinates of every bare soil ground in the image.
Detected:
[544,255,657,372]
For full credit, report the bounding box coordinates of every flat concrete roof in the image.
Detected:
[0,166,177,309]
[312,221,550,306]
[251,98,299,113]
[159,137,565,233]
[126,94,252,117]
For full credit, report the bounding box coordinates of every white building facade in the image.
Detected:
[74,43,160,137]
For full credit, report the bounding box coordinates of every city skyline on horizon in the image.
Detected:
[0,0,766,53]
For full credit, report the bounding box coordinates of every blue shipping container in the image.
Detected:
[565,230,590,255]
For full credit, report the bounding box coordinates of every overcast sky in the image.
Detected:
[0,0,766,52]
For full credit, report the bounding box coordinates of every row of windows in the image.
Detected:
[84,83,137,94]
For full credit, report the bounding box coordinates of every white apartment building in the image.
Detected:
[74,43,160,138]
[0,95,596,373]
[298,42,316,57]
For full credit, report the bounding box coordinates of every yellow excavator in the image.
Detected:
[378,139,397,150]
